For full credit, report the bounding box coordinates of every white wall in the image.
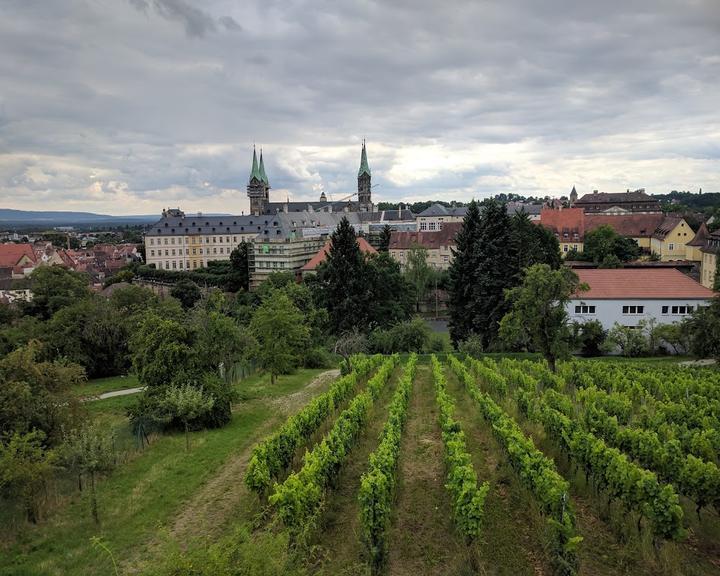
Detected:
[566,298,711,330]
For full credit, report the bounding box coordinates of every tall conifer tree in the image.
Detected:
[448,200,482,345]
[471,199,518,347]
[318,217,368,333]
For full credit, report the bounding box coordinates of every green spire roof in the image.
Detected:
[358,140,371,178]
[259,149,269,185]
[249,146,263,183]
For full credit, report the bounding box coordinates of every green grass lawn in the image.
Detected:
[71,374,140,398]
[0,368,332,576]
[235,368,328,400]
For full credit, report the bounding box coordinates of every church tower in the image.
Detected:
[247,147,270,215]
[357,140,372,212]
[570,185,578,206]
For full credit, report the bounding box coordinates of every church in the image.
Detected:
[247,141,374,215]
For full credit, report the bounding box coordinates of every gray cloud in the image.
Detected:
[0,0,718,214]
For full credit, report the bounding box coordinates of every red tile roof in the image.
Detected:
[573,268,715,299]
[584,213,665,238]
[687,222,710,247]
[301,236,377,271]
[0,243,37,268]
[389,222,463,251]
[539,208,584,238]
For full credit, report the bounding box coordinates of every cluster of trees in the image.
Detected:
[565,225,640,267]
[448,199,561,349]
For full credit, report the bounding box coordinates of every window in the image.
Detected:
[420,222,428,231]
[192,248,196,255]
[164,249,169,256]
[669,243,674,251]
[150,239,154,245]
[150,250,155,257]
[574,305,595,314]
[622,305,644,314]
[429,222,436,231]
[172,261,177,269]
[671,305,693,315]
[563,245,568,252]
[662,306,668,314]
[171,249,176,256]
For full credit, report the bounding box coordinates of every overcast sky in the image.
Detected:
[0,0,718,215]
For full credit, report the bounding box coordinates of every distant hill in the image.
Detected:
[652,191,720,210]
[0,209,158,227]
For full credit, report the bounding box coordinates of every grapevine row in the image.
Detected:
[358,354,417,573]
[506,363,684,540]
[245,354,383,495]
[432,355,489,542]
[448,356,580,576]
[270,355,398,538]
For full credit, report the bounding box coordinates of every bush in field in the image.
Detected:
[458,334,484,358]
[572,320,606,357]
[602,323,648,357]
[159,385,215,451]
[368,317,430,354]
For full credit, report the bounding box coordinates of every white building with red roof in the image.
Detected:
[568,268,715,329]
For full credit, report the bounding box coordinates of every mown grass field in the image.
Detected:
[2,359,718,576]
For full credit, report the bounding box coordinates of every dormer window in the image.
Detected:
[164,223,168,227]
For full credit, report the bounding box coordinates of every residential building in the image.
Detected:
[415,204,467,231]
[0,243,37,279]
[685,222,710,263]
[568,268,714,330]
[300,236,377,278]
[389,223,462,270]
[699,229,720,288]
[538,208,585,254]
[573,189,661,214]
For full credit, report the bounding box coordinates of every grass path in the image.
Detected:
[444,367,550,576]
[0,369,335,576]
[386,364,470,576]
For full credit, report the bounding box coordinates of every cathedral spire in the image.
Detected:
[358,139,371,178]
[259,148,269,185]
[249,146,262,182]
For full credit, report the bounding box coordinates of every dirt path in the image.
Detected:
[387,364,469,576]
[445,366,551,576]
[169,369,340,542]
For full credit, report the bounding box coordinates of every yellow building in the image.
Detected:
[389,223,462,270]
[649,217,695,261]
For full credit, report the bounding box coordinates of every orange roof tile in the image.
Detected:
[0,243,37,268]
[388,222,463,250]
[573,268,714,300]
[301,236,377,271]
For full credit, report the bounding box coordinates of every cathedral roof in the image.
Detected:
[358,141,371,178]
[259,149,269,185]
[249,147,263,183]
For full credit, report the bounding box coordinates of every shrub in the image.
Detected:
[458,334,484,358]
[368,317,430,354]
[303,347,333,369]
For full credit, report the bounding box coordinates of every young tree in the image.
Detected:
[602,323,648,357]
[160,385,215,451]
[170,279,202,310]
[448,200,482,345]
[684,298,720,360]
[499,264,583,371]
[572,320,606,357]
[316,217,368,333]
[0,431,56,523]
[404,243,433,312]
[60,423,116,524]
[334,329,368,374]
[652,322,690,355]
[378,224,392,252]
[249,291,309,384]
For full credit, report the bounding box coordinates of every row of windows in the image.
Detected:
[158,260,204,270]
[573,304,697,316]
[562,244,580,252]
[419,221,441,231]
[150,247,230,257]
[149,236,243,246]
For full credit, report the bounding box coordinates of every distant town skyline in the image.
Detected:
[0,0,718,215]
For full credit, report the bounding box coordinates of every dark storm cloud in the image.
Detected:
[0,0,718,213]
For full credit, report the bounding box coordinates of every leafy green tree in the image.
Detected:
[378,224,392,252]
[0,343,85,443]
[26,266,91,319]
[0,431,56,523]
[684,299,720,360]
[170,279,202,310]
[471,199,519,347]
[249,291,309,384]
[160,385,215,451]
[500,264,583,371]
[191,307,255,374]
[59,423,116,524]
[108,284,159,315]
[652,322,690,355]
[364,252,414,328]
[404,243,433,312]
[713,257,720,292]
[448,201,482,345]
[130,311,196,388]
[47,297,130,378]
[316,217,368,333]
[583,225,640,264]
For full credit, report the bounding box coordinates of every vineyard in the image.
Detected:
[224,354,720,575]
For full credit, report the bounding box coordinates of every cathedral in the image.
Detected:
[247,141,374,215]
